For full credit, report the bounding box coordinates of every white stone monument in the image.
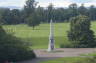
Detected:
[48,19,55,52]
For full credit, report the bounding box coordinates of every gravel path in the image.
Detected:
[17,48,96,63]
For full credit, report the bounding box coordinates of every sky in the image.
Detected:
[0,0,96,9]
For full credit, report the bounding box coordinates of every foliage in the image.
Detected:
[0,25,35,62]
[68,15,96,48]
[1,3,96,24]
[24,0,40,29]
[68,3,78,17]
[0,8,21,24]
[26,13,40,29]
[46,3,54,22]
[8,9,21,24]
[78,4,88,16]
[89,5,96,21]
[24,0,37,16]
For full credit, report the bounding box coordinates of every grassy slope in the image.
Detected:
[41,57,96,63]
[3,22,96,49]
[80,52,96,56]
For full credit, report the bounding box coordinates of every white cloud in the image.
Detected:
[37,0,73,7]
[37,0,96,7]
[0,0,26,8]
[84,0,96,7]
[53,0,73,7]
[0,0,96,9]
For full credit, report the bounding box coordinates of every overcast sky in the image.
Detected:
[0,0,96,9]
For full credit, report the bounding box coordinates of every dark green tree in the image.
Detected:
[36,6,45,23]
[1,8,11,24]
[89,5,96,21]
[68,15,96,48]
[24,0,40,28]
[47,3,54,22]
[53,8,67,22]
[26,13,40,29]
[9,9,21,24]
[78,4,88,16]
[68,3,78,17]
[24,0,37,17]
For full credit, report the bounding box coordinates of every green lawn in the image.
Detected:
[2,22,96,49]
[80,52,96,57]
[41,57,96,63]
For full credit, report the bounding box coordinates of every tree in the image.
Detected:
[68,3,78,17]
[47,3,54,22]
[9,9,21,24]
[78,4,88,16]
[68,15,96,48]
[53,8,67,22]
[0,14,4,24]
[0,8,11,24]
[26,13,40,29]
[24,0,37,17]
[89,5,96,21]
[0,8,22,25]
[24,0,40,28]
[35,6,45,23]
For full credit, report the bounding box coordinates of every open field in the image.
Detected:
[3,22,96,49]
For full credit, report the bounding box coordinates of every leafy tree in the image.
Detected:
[53,8,67,22]
[0,14,4,24]
[36,6,45,23]
[0,8,11,24]
[47,3,54,22]
[68,15,96,48]
[24,0,37,17]
[68,3,78,17]
[24,0,40,28]
[9,9,21,24]
[26,13,40,29]
[0,8,22,25]
[78,4,88,16]
[89,5,96,21]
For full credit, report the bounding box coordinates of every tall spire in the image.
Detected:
[48,19,55,52]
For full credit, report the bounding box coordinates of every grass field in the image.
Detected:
[41,57,96,63]
[80,52,96,56]
[2,22,96,49]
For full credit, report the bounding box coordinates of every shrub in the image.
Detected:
[68,15,96,48]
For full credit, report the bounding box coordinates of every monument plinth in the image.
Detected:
[48,19,55,52]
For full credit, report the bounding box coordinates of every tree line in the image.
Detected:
[0,0,96,27]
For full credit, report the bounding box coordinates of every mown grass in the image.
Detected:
[41,57,96,63]
[2,21,96,49]
[80,52,96,57]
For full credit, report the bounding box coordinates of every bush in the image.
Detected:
[68,15,96,48]
[0,25,36,62]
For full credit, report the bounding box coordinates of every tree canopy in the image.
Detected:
[68,15,96,48]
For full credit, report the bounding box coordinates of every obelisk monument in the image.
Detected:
[48,19,55,52]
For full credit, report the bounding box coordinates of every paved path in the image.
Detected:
[17,48,96,63]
